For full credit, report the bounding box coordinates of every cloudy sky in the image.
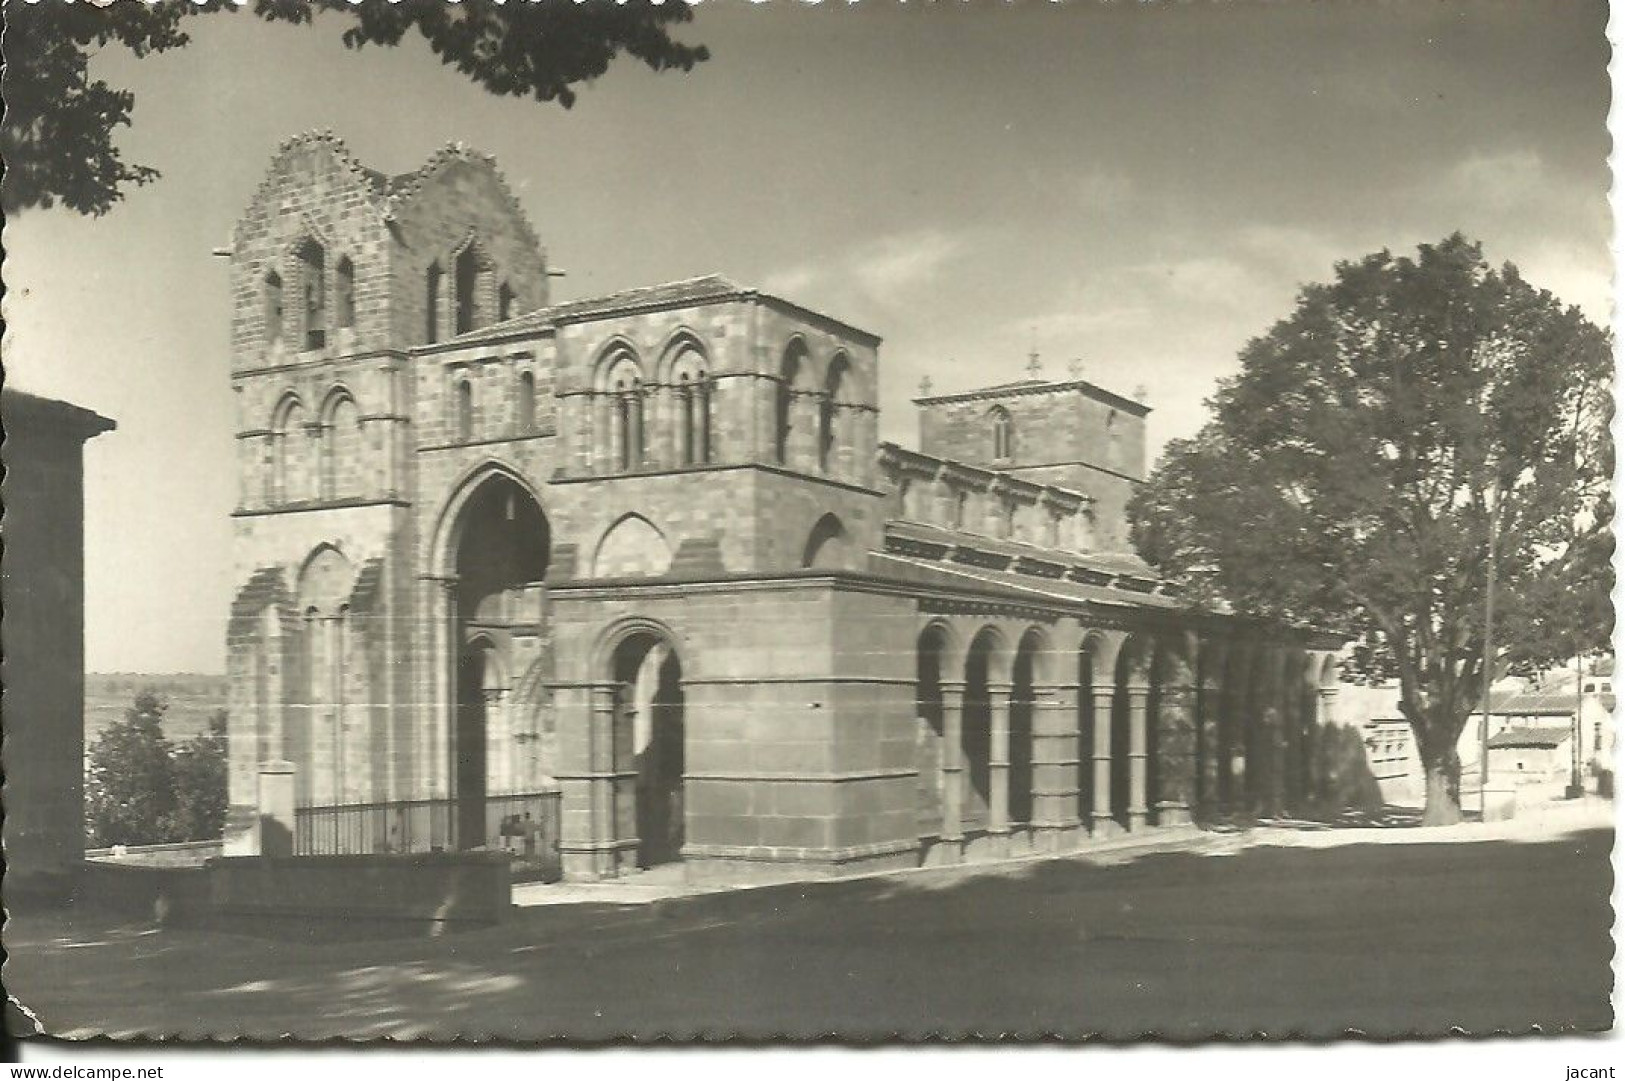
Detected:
[6,0,1611,674]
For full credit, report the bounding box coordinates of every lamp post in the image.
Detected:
[1568,651,1585,799]
[1479,488,1496,819]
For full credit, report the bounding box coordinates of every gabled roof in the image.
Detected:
[914,376,1151,417]
[427,274,880,351]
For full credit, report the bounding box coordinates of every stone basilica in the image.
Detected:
[224,133,1341,881]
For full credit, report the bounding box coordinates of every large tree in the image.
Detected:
[1130,234,1613,825]
[2,0,709,217]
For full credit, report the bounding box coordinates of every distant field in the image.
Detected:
[85,673,229,748]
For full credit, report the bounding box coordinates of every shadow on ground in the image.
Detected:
[5,826,1613,1042]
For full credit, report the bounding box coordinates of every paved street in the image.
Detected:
[7,813,1612,1041]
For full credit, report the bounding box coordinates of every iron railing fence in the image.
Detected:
[293,790,561,882]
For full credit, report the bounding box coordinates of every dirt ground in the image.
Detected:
[5,810,1613,1042]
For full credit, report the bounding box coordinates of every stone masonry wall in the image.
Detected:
[386,155,550,350]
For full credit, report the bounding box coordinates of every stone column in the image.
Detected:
[648,383,673,468]
[1091,685,1116,836]
[699,380,715,464]
[1154,688,1197,826]
[1196,668,1224,822]
[988,684,1013,856]
[813,390,834,473]
[589,682,629,878]
[418,578,454,799]
[1280,658,1302,815]
[556,683,606,879]
[1256,650,1286,817]
[790,389,818,472]
[1031,684,1082,852]
[1240,651,1266,814]
[1154,658,1199,827]
[1126,685,1150,830]
[630,389,648,468]
[1217,668,1242,813]
[938,682,966,863]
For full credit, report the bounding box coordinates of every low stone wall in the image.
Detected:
[209,851,511,926]
[86,839,223,866]
[78,861,213,923]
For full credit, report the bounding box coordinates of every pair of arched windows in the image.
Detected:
[595,344,713,473]
[426,243,508,345]
[669,347,712,468]
[452,369,540,444]
[269,391,365,504]
[263,239,355,349]
[608,362,645,472]
[775,342,851,474]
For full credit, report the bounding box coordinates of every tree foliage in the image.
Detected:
[169,709,229,843]
[3,0,709,217]
[1129,234,1613,824]
[85,693,229,846]
[85,691,177,846]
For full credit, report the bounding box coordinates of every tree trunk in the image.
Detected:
[1421,757,1462,826]
[1408,703,1466,827]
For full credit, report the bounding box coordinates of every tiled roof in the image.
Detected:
[432,274,886,351]
[914,377,1150,416]
[1486,727,1570,750]
[875,521,1183,611]
[435,275,747,347]
[889,519,1155,578]
[544,275,746,324]
[870,551,1182,613]
[1485,690,1576,716]
[1,388,117,437]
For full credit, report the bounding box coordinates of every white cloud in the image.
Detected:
[761,264,819,296]
[1444,149,1550,211]
[851,230,965,302]
[1513,238,1613,323]
[762,228,968,310]
[1074,168,1136,210]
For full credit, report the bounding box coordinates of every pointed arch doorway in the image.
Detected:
[447,470,551,850]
